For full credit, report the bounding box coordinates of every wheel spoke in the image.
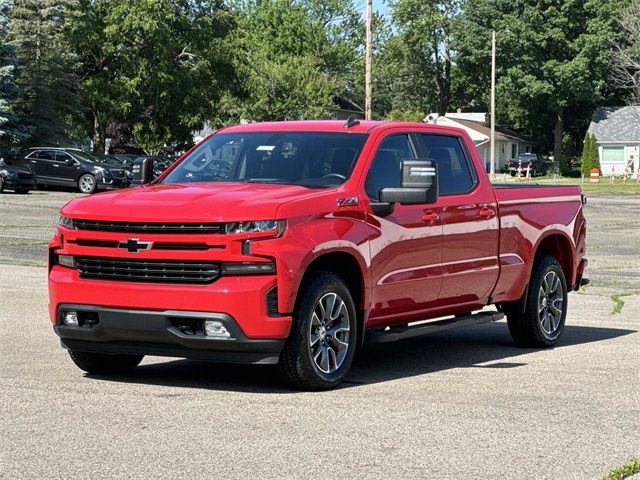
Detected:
[549,298,563,316]
[309,291,351,374]
[323,293,336,323]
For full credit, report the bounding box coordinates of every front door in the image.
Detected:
[416,133,500,311]
[365,133,443,328]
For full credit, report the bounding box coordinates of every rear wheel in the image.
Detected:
[277,272,357,390]
[78,174,96,194]
[505,255,567,347]
[68,350,143,374]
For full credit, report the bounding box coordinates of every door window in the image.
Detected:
[365,134,415,200]
[37,151,56,160]
[418,134,476,196]
[54,152,73,163]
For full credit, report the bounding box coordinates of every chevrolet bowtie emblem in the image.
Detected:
[118,238,153,253]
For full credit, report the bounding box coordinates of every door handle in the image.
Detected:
[479,206,495,219]
[421,211,440,224]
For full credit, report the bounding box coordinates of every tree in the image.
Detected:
[71,0,238,153]
[453,0,624,159]
[612,0,640,104]
[0,0,16,144]
[229,0,362,122]
[385,0,458,117]
[581,132,600,175]
[8,0,80,145]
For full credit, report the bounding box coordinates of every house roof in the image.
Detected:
[588,106,640,143]
[451,118,528,143]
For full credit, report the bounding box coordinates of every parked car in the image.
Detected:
[48,120,588,390]
[0,159,36,194]
[8,148,130,193]
[94,154,134,179]
[506,153,548,177]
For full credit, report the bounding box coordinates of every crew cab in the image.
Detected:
[48,120,588,389]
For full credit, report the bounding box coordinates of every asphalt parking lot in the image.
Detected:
[1,190,638,479]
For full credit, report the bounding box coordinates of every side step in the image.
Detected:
[365,311,505,344]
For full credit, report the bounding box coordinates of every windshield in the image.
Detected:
[72,150,99,163]
[162,131,368,188]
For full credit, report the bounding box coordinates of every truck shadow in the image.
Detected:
[86,323,636,393]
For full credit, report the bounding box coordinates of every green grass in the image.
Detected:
[603,458,640,480]
[493,175,640,194]
[610,290,640,314]
[1,239,50,247]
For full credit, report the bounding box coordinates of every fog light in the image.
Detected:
[204,320,230,339]
[58,254,75,268]
[63,312,79,326]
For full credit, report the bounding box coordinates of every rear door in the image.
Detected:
[33,150,56,182]
[416,133,499,311]
[365,133,443,327]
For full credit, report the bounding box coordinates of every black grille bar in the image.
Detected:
[73,239,217,251]
[74,219,223,234]
[75,257,220,284]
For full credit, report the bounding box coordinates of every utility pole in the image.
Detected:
[365,0,372,120]
[490,30,496,180]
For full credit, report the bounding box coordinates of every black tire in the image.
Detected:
[506,255,568,348]
[78,173,97,194]
[68,349,143,374]
[277,272,358,390]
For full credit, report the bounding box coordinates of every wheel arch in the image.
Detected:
[296,250,368,346]
[532,231,575,287]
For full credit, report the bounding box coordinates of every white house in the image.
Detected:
[427,112,532,172]
[588,106,640,175]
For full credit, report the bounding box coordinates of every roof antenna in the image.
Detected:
[344,115,360,128]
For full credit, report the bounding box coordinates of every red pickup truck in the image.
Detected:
[48,120,588,389]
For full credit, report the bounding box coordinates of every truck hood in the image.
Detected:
[61,182,328,222]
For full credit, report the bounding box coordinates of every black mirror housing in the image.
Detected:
[379,159,438,205]
[131,157,155,185]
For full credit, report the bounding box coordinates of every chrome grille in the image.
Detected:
[75,257,220,284]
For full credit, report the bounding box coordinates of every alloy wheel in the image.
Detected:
[538,271,564,335]
[79,175,95,193]
[309,292,351,374]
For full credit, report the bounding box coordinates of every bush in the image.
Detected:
[581,132,600,175]
[558,155,573,176]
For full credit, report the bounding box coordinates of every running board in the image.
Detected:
[365,311,505,344]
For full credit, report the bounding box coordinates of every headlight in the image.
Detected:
[58,215,76,229]
[224,219,286,237]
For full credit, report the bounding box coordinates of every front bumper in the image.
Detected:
[3,176,36,190]
[98,177,129,190]
[55,304,284,364]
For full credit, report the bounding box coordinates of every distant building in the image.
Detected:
[331,96,365,120]
[588,106,640,174]
[427,112,532,172]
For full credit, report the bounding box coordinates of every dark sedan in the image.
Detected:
[8,148,130,193]
[0,160,36,194]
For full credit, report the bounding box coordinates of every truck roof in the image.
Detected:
[220,120,459,135]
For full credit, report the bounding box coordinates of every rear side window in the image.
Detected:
[365,134,415,200]
[37,151,56,160]
[418,134,475,195]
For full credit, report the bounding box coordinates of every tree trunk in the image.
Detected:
[553,111,563,162]
[92,112,105,154]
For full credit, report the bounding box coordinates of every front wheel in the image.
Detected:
[68,350,143,374]
[277,272,357,390]
[506,255,568,347]
[78,174,97,194]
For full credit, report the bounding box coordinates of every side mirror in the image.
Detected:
[131,157,154,185]
[370,160,438,216]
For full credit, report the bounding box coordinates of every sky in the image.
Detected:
[356,0,390,17]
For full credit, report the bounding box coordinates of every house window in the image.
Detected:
[511,143,517,159]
